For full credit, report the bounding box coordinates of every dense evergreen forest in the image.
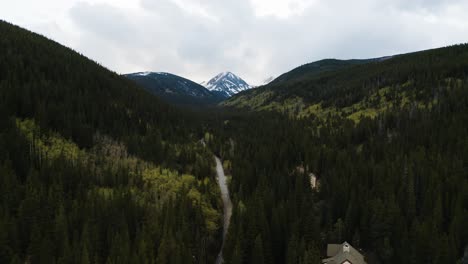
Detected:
[0,20,467,264]
[0,20,222,263]
[215,45,468,263]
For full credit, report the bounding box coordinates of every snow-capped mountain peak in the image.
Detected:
[204,71,251,98]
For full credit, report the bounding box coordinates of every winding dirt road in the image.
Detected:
[215,156,232,264]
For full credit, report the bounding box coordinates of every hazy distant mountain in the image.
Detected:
[203,72,251,98]
[252,76,276,88]
[261,76,275,85]
[125,72,223,105]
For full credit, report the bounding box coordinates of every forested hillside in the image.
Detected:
[0,20,222,263]
[223,45,468,119]
[209,45,468,263]
[271,58,374,85]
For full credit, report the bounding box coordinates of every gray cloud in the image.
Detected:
[4,0,467,84]
[70,2,136,43]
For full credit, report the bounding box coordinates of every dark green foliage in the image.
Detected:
[210,45,468,263]
[226,44,468,111]
[272,58,375,84]
[0,20,203,160]
[0,20,221,263]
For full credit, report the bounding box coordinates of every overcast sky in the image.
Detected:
[2,0,468,84]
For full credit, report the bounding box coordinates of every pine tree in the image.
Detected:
[252,234,265,264]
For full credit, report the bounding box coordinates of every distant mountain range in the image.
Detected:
[202,72,252,98]
[125,71,255,105]
[124,72,223,105]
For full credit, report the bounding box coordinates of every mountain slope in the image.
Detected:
[271,58,376,84]
[223,46,468,120]
[205,71,251,98]
[212,45,468,263]
[125,71,223,105]
[0,20,221,263]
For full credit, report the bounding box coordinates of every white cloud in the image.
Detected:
[1,0,468,84]
[251,0,316,18]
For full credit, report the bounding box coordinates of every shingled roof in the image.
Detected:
[322,242,366,264]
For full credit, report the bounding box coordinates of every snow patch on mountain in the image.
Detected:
[134,71,169,77]
[136,71,152,76]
